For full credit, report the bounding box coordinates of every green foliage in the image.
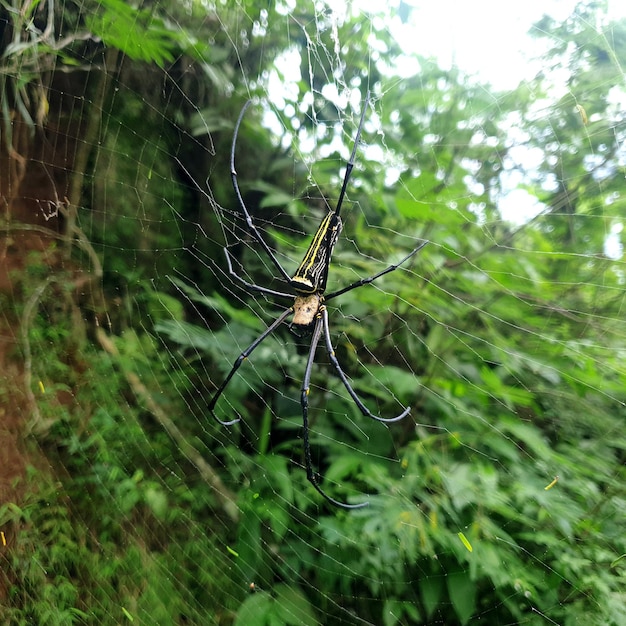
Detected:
[4,0,626,624]
[235,585,318,626]
[85,0,182,66]
[0,256,241,623]
[157,5,625,623]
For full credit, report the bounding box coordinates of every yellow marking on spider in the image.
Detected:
[544,476,559,490]
[293,213,335,281]
[458,532,473,553]
[1,531,6,546]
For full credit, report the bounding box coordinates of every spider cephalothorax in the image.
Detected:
[291,293,323,328]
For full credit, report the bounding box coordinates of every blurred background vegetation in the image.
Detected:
[0,0,625,624]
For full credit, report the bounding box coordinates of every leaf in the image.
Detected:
[260,455,294,504]
[395,174,441,219]
[167,279,262,328]
[274,584,319,626]
[144,486,168,520]
[254,181,297,209]
[153,319,215,352]
[236,511,263,582]
[234,592,273,626]
[85,0,180,66]
[383,599,421,626]
[458,532,473,553]
[420,575,443,618]
[324,452,363,484]
[355,365,418,400]
[446,572,476,625]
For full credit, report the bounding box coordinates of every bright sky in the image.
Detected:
[386,0,624,89]
[374,0,623,233]
[274,1,624,229]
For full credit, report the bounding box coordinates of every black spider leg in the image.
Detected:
[301,313,368,509]
[208,307,294,426]
[231,100,293,284]
[333,90,370,220]
[223,246,294,299]
[320,307,409,422]
[311,90,371,295]
[316,241,430,425]
[325,241,428,301]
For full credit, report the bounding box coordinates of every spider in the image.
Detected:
[209,92,427,508]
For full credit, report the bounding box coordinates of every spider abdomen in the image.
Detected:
[290,213,343,293]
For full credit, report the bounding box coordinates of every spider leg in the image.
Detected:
[301,315,368,509]
[321,307,410,423]
[223,247,293,299]
[325,240,428,301]
[208,307,293,425]
[333,90,370,219]
[231,100,293,284]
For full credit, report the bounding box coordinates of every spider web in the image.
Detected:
[1,0,626,624]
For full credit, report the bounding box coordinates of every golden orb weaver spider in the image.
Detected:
[209,91,427,508]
